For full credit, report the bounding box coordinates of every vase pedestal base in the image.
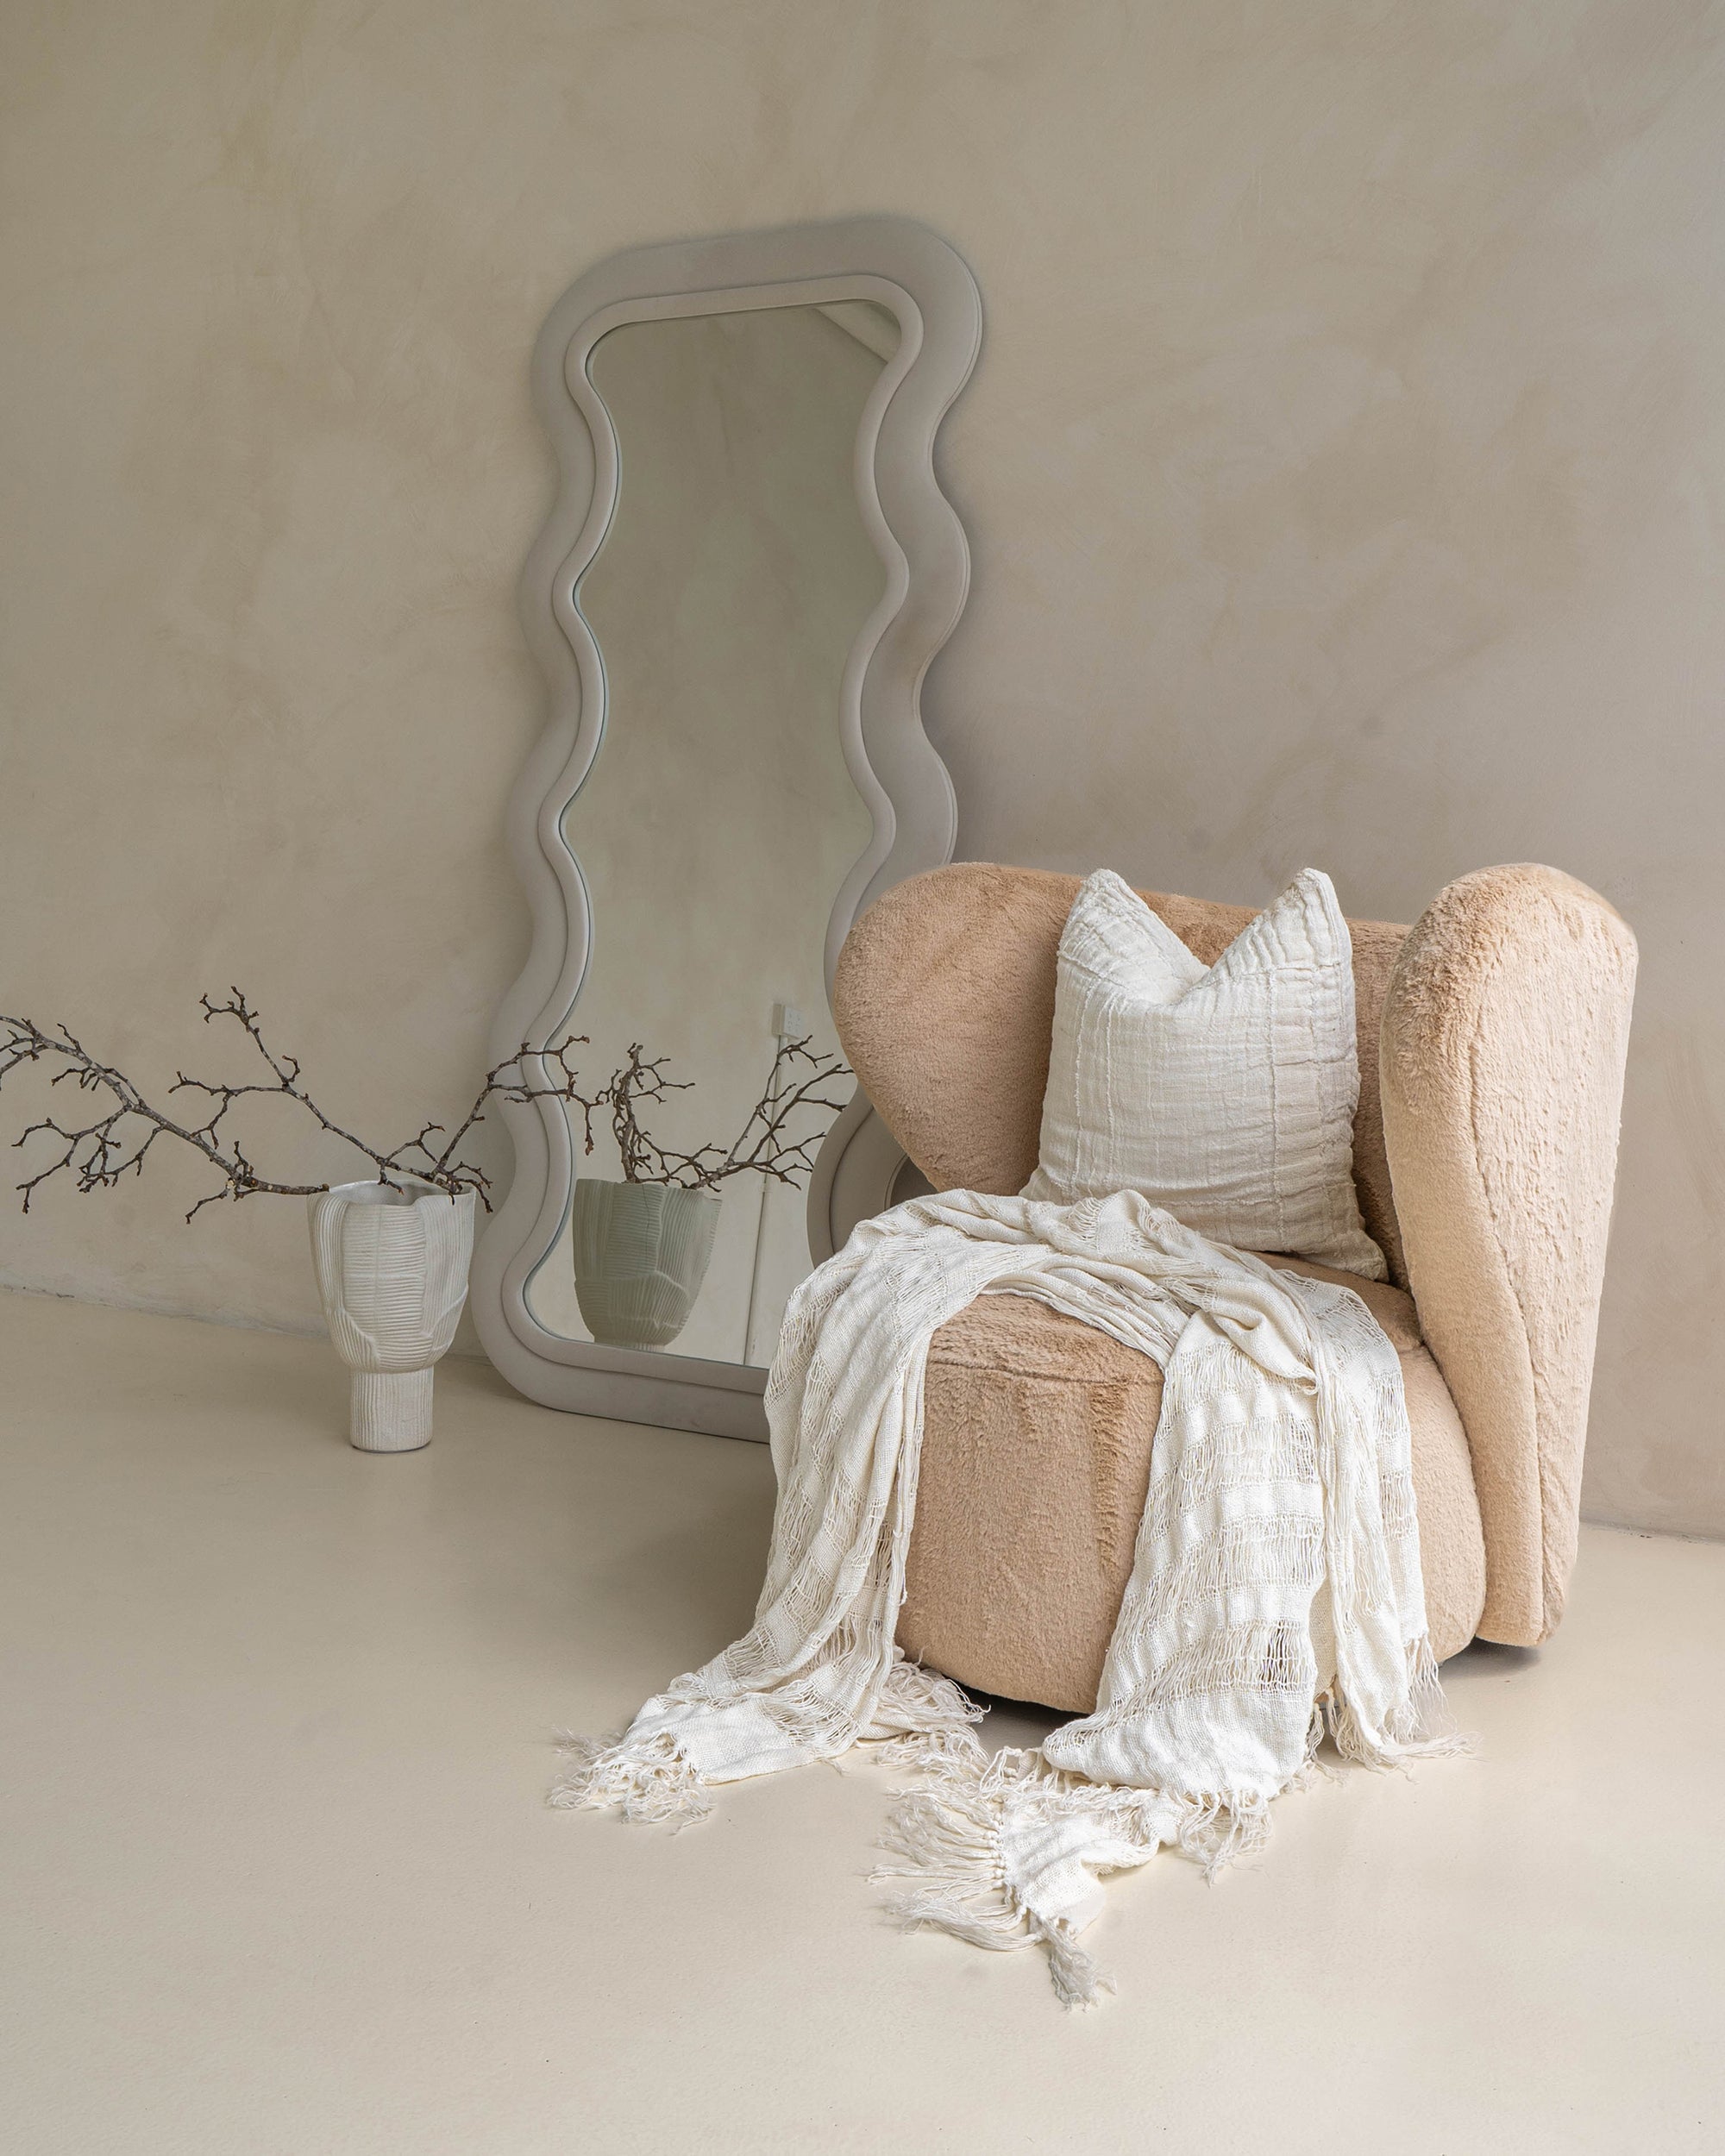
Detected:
[349,1368,435,1452]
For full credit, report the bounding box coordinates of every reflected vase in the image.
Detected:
[307,1178,476,1452]
[573,1178,720,1350]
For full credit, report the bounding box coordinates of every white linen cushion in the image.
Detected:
[1021,867,1386,1280]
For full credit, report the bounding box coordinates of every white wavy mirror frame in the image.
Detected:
[472,216,982,1438]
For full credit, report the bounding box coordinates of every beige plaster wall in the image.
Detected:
[2,0,1721,1532]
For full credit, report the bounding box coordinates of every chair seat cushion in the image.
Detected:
[898,1257,1488,1714]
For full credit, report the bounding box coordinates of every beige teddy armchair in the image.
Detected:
[831,862,1636,1714]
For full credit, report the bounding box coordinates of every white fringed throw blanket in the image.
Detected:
[561,1190,1461,2004]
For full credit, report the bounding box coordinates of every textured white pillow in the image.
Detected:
[1022,867,1386,1280]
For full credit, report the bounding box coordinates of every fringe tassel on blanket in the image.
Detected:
[860,1651,988,1768]
[552,1651,981,1827]
[871,1738,1280,2009]
[869,1640,1469,2007]
[552,1727,712,1830]
[871,1739,1120,2009]
[1325,1634,1472,1769]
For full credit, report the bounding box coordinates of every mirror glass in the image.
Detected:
[524,301,894,1366]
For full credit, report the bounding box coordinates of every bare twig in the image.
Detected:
[1,996,850,1221]
[0,993,594,1220]
[585,1037,850,1193]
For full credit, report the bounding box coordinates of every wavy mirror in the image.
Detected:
[473,217,981,1438]
[525,303,884,1363]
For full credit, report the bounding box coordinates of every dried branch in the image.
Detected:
[0,993,593,1221]
[582,1037,850,1193]
[1,994,850,1222]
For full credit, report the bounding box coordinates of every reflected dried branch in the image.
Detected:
[583,1036,850,1193]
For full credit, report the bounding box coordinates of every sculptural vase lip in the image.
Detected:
[319,1175,451,1208]
[572,1178,722,1351]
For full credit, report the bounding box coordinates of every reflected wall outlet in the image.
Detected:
[771,1002,805,1040]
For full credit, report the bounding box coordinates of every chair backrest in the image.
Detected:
[832,862,1412,1285]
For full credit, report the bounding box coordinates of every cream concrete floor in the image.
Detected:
[2,1291,1722,2155]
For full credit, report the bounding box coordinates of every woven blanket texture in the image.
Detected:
[560,1189,1462,2005]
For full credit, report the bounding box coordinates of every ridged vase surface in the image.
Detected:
[573,1179,720,1349]
[307,1179,476,1451]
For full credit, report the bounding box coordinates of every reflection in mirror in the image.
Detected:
[524,302,894,1367]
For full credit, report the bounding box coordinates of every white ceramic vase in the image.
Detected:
[572,1177,721,1349]
[307,1178,477,1452]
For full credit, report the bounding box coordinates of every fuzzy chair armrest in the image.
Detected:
[1379,866,1636,1645]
